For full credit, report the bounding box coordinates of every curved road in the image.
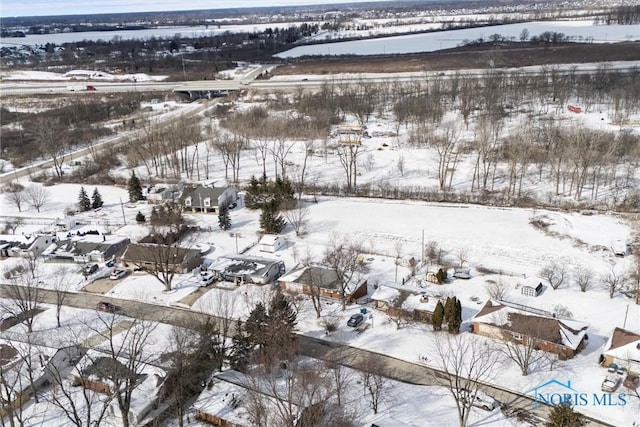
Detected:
[0,284,612,427]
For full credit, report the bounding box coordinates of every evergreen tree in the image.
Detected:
[546,403,586,427]
[259,199,286,234]
[444,296,454,326]
[77,186,91,211]
[245,302,268,352]
[449,299,462,334]
[135,211,146,223]
[91,187,103,209]
[127,171,143,202]
[218,203,231,230]
[432,300,444,331]
[228,325,252,373]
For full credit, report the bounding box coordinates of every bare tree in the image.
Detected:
[323,237,366,311]
[455,247,470,269]
[244,359,332,427]
[603,267,626,299]
[45,345,114,427]
[0,345,29,427]
[0,274,42,333]
[573,266,594,292]
[283,203,310,237]
[540,260,567,290]
[3,182,25,212]
[2,218,24,235]
[359,356,387,415]
[432,334,500,427]
[87,313,160,427]
[499,316,551,377]
[52,266,71,328]
[387,290,411,330]
[424,240,442,265]
[25,185,49,213]
[336,143,363,193]
[485,279,507,301]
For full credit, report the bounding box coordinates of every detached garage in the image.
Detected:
[258,234,285,253]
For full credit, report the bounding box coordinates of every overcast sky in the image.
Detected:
[2,0,388,18]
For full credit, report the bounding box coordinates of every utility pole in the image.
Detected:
[119,198,127,225]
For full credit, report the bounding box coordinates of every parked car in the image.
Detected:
[347,313,364,327]
[460,389,497,411]
[83,264,99,275]
[110,269,127,280]
[601,375,621,392]
[96,301,116,313]
[105,259,115,268]
[201,272,216,287]
[623,374,639,390]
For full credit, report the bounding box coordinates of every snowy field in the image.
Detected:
[277,20,640,57]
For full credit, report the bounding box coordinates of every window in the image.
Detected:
[185,197,191,207]
[203,197,211,207]
[512,332,523,341]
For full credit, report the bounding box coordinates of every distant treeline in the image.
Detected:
[600,5,640,25]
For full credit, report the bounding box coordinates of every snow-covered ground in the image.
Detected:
[277,20,640,57]
[0,69,167,82]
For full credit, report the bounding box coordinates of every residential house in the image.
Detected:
[278,264,367,302]
[0,339,66,418]
[470,300,589,359]
[208,255,285,285]
[521,279,544,297]
[258,234,286,253]
[426,267,447,284]
[71,350,167,426]
[180,185,238,213]
[0,234,55,258]
[370,286,437,323]
[56,217,84,231]
[193,369,305,427]
[145,183,183,204]
[121,243,201,274]
[42,235,130,263]
[601,327,640,374]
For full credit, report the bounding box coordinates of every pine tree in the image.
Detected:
[432,300,444,331]
[228,325,252,373]
[77,186,91,211]
[127,171,143,202]
[91,187,103,209]
[444,296,454,326]
[245,302,268,352]
[546,403,586,427]
[259,199,286,234]
[449,299,462,334]
[218,203,231,230]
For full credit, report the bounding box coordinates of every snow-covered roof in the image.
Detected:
[193,369,302,425]
[471,300,589,350]
[259,234,282,245]
[603,327,640,361]
[209,255,281,277]
[278,264,341,290]
[371,285,400,303]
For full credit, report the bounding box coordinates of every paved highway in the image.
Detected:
[0,283,612,426]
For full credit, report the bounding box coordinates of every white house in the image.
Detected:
[258,234,285,253]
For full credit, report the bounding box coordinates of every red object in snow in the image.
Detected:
[567,104,582,113]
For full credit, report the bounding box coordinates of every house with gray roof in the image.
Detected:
[179,185,238,213]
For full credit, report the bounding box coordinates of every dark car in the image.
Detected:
[347,313,364,327]
[83,264,99,275]
[96,301,116,313]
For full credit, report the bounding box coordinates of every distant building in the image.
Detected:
[179,185,238,214]
[42,235,130,263]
